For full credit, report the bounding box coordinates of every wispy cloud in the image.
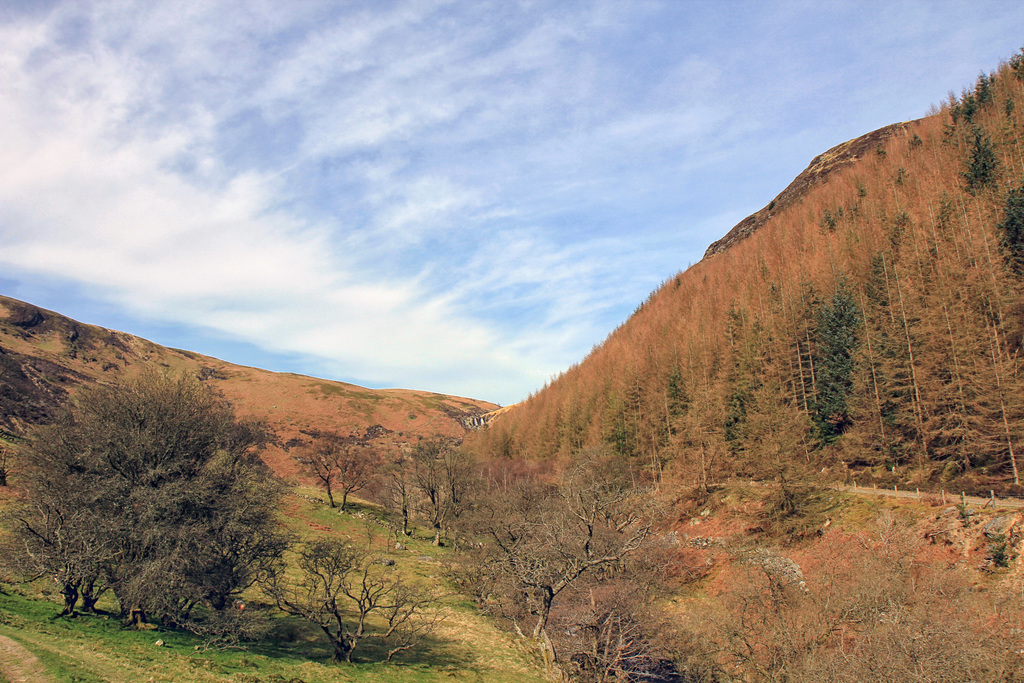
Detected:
[2,1,1024,404]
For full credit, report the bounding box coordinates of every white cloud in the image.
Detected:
[4,1,1024,405]
[372,176,483,243]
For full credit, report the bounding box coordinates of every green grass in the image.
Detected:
[0,487,546,683]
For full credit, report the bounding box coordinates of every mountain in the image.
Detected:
[5,54,1024,683]
[469,56,1024,497]
[0,295,496,478]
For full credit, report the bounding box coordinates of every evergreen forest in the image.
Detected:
[469,52,1024,500]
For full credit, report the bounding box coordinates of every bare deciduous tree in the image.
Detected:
[380,453,413,536]
[268,536,441,663]
[463,457,654,671]
[411,438,473,545]
[555,579,665,683]
[689,516,1024,682]
[304,434,378,510]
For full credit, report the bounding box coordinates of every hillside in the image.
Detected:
[5,52,1024,683]
[469,52,1024,498]
[0,295,497,478]
[702,120,916,259]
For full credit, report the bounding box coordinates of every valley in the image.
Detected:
[5,47,1024,683]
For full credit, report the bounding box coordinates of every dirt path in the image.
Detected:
[839,483,1024,509]
[0,635,52,683]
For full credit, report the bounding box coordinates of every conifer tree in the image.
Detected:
[813,284,860,443]
[962,126,998,193]
[997,185,1024,271]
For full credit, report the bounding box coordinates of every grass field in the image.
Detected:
[0,487,547,683]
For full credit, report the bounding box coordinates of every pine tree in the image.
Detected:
[997,185,1024,271]
[813,284,860,443]
[962,126,998,193]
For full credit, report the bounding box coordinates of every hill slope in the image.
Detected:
[469,53,1024,497]
[0,295,496,478]
[703,120,916,258]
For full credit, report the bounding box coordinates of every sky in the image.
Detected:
[2,1,1024,406]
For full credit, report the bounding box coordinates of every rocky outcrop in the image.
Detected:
[926,506,1022,566]
[0,345,77,434]
[703,120,918,259]
[463,403,519,429]
[747,548,807,592]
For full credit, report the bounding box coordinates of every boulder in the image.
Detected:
[983,515,1013,539]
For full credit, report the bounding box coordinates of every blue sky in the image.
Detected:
[2,1,1023,405]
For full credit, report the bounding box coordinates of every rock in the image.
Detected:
[364,424,394,439]
[394,542,408,551]
[154,639,164,647]
[927,517,961,545]
[749,549,807,591]
[984,516,1012,539]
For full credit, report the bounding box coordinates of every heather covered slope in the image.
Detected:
[0,295,496,478]
[469,53,1024,497]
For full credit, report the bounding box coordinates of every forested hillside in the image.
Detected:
[470,52,1024,497]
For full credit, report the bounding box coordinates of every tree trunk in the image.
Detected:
[80,578,103,613]
[532,587,554,640]
[893,266,927,466]
[325,627,353,662]
[81,592,101,613]
[60,581,79,616]
[989,323,1021,486]
[318,624,355,663]
[861,293,887,443]
[125,607,148,627]
[539,629,560,679]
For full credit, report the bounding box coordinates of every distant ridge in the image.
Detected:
[0,295,497,479]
